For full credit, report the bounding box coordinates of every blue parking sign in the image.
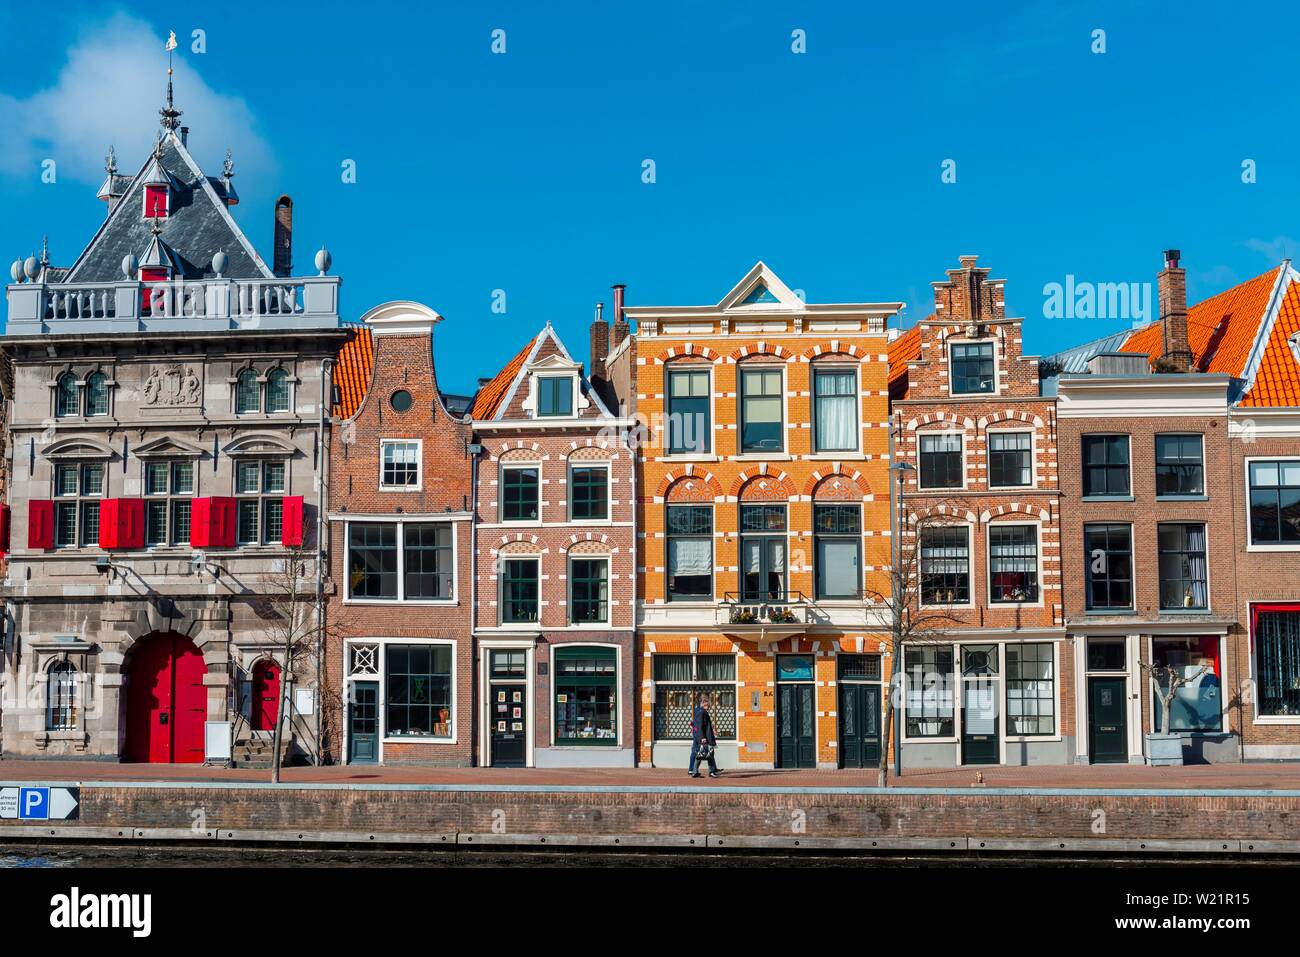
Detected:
[18,787,49,820]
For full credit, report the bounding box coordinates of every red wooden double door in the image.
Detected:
[124,632,208,763]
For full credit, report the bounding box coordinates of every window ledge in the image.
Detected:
[804,452,860,460]
[1081,495,1135,502]
[1157,608,1211,615]
[660,454,719,463]
[1156,495,1209,501]
[1085,608,1135,616]
[382,736,456,744]
[1252,716,1300,725]
[734,453,791,462]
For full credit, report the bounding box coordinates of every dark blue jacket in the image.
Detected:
[692,705,716,745]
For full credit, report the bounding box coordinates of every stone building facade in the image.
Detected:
[324,303,475,766]
[888,256,1067,768]
[623,263,898,770]
[0,103,344,763]
[469,323,637,767]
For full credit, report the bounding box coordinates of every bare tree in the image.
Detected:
[867,497,968,786]
[1139,658,1209,737]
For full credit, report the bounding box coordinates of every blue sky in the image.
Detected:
[2,1,1298,393]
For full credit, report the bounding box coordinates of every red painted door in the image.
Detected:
[251,659,281,732]
[124,633,207,763]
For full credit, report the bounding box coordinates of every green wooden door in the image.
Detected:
[838,683,881,768]
[1089,676,1128,764]
[777,684,815,768]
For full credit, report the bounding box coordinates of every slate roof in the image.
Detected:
[65,130,272,283]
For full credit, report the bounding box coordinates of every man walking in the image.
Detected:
[689,693,721,778]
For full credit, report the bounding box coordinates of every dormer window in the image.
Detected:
[950,341,995,395]
[537,375,574,417]
[144,184,169,219]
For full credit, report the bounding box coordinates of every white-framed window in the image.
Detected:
[919,524,972,607]
[537,375,575,417]
[568,555,610,624]
[987,522,1040,604]
[379,439,422,491]
[918,432,964,490]
[501,463,541,522]
[949,340,995,395]
[904,644,955,738]
[1246,458,1300,548]
[345,520,457,602]
[739,366,784,453]
[53,462,104,548]
[568,462,610,521]
[987,430,1033,488]
[666,367,712,455]
[144,459,195,547]
[235,459,287,545]
[812,365,858,453]
[501,555,541,624]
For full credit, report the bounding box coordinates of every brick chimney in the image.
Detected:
[1158,249,1191,372]
[273,195,293,278]
[590,302,609,381]
[611,283,629,349]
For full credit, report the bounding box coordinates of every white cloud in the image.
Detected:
[0,13,273,185]
[1244,236,1300,264]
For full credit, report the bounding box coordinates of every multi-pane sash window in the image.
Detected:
[950,342,994,394]
[55,373,80,417]
[652,653,737,740]
[988,431,1032,487]
[1155,434,1204,496]
[1157,523,1208,610]
[569,465,608,520]
[144,460,195,546]
[46,661,79,731]
[85,373,108,416]
[1082,435,1130,497]
[1006,643,1055,735]
[814,504,861,599]
[905,645,954,737]
[1084,523,1133,610]
[919,434,962,489]
[1248,460,1300,545]
[740,504,787,601]
[502,558,540,623]
[380,440,420,489]
[1256,609,1300,717]
[501,466,540,522]
[666,369,711,454]
[385,644,453,738]
[569,557,609,624]
[666,505,713,601]
[537,376,573,416]
[235,459,286,545]
[348,522,454,601]
[235,369,260,414]
[54,462,104,548]
[989,525,1038,602]
[739,368,783,452]
[265,368,290,413]
[813,369,856,452]
[920,526,970,605]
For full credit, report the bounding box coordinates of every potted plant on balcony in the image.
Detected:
[768,607,797,624]
[1138,658,1208,766]
[731,607,757,624]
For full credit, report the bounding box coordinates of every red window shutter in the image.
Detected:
[99,499,120,549]
[28,500,54,550]
[281,496,304,547]
[120,498,145,549]
[190,497,213,547]
[211,497,237,548]
[0,503,11,553]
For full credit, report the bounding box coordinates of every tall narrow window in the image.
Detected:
[55,373,80,418]
[1256,608,1300,717]
[1082,435,1130,497]
[740,504,787,601]
[1248,460,1300,545]
[666,368,711,454]
[54,462,103,548]
[1084,523,1133,610]
[235,459,285,545]
[537,376,573,417]
[1157,523,1208,610]
[813,369,856,452]
[348,523,398,599]
[569,557,609,624]
[989,525,1038,603]
[236,369,260,414]
[404,523,453,599]
[1155,434,1204,496]
[1006,643,1055,736]
[949,342,994,394]
[813,504,861,599]
[918,434,963,489]
[569,465,609,521]
[85,373,109,416]
[666,505,712,601]
[920,526,970,605]
[905,645,954,737]
[502,558,540,623]
[740,368,783,452]
[501,466,540,521]
[988,432,1032,487]
[46,661,79,731]
[266,368,290,413]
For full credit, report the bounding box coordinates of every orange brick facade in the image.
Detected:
[624,264,898,770]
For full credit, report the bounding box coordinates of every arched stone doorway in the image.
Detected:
[123,632,208,763]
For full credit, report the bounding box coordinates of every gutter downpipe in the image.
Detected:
[314,356,334,765]
[890,410,902,780]
[468,425,479,766]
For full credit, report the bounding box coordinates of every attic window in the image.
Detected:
[742,284,779,305]
[144,184,169,218]
[537,376,573,417]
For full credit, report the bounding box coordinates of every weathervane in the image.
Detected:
[160,30,182,131]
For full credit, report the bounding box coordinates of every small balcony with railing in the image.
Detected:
[720,590,811,635]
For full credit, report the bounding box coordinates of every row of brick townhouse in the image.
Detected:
[5,87,1300,772]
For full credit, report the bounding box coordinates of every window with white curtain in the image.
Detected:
[1157,523,1208,610]
[813,368,856,452]
[667,505,713,601]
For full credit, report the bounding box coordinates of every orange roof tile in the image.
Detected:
[887,323,923,388]
[333,324,372,419]
[1240,278,1300,407]
[1121,266,1281,375]
[469,335,539,420]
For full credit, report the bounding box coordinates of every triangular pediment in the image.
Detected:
[718,262,805,311]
